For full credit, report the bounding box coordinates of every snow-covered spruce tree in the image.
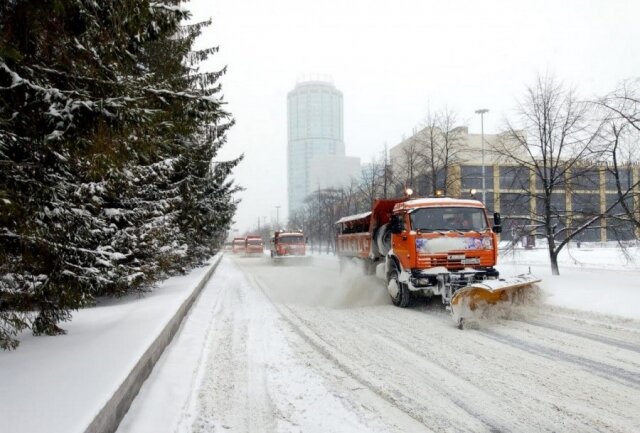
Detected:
[134,16,241,272]
[0,1,239,349]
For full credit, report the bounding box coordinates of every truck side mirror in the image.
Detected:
[390,215,403,234]
[493,212,502,233]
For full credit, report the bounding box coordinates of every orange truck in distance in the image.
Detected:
[270,230,310,264]
[335,197,539,328]
[245,235,264,256]
[231,237,246,255]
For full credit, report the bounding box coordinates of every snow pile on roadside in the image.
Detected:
[0,257,219,433]
[498,247,640,321]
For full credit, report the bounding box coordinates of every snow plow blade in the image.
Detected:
[450,274,541,328]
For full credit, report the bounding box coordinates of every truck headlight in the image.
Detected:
[482,237,493,249]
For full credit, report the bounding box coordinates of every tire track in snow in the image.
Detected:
[253,276,516,433]
[237,257,640,431]
[538,309,640,334]
[188,260,278,433]
[309,306,609,433]
[518,319,640,354]
[480,329,640,390]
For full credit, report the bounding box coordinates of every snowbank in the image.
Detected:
[0,255,222,433]
[499,246,640,320]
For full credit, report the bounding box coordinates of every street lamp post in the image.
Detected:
[275,205,281,229]
[475,108,489,203]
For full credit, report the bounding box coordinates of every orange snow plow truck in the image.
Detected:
[245,235,265,256]
[270,230,310,264]
[335,197,540,328]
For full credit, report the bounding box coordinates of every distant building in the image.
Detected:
[287,79,360,213]
[389,127,640,242]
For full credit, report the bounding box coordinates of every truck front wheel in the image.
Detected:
[388,266,411,308]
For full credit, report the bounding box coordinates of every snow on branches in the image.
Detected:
[0,0,240,349]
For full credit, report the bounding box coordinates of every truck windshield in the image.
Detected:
[410,207,488,232]
[279,235,304,244]
[247,239,262,245]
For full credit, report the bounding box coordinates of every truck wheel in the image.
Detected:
[376,224,392,256]
[388,265,411,308]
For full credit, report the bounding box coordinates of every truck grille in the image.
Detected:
[417,254,487,269]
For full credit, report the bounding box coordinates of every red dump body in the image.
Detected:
[335,199,403,259]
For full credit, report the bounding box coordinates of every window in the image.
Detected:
[278,235,304,244]
[501,193,530,217]
[461,165,494,190]
[572,218,601,242]
[571,168,599,190]
[572,193,600,215]
[535,167,567,190]
[605,168,632,190]
[535,193,566,215]
[500,166,529,190]
[409,207,488,232]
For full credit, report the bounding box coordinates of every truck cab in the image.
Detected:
[232,237,246,255]
[270,231,307,263]
[386,198,500,307]
[389,198,498,272]
[245,236,264,255]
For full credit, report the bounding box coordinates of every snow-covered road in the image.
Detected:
[119,255,640,433]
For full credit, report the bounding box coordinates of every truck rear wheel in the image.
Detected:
[388,265,411,308]
[376,223,392,256]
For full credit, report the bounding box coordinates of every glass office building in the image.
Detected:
[287,80,344,213]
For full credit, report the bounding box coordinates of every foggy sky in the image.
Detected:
[187,0,640,234]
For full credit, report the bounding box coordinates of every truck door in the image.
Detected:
[391,213,413,270]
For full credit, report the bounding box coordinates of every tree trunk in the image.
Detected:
[549,249,560,275]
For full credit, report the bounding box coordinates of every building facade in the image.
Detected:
[389,127,640,242]
[288,80,344,213]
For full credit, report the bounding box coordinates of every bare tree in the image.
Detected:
[497,74,607,275]
[599,78,640,133]
[294,187,343,253]
[392,133,422,194]
[358,157,384,208]
[598,81,640,236]
[413,107,465,196]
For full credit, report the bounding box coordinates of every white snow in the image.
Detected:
[499,244,640,320]
[0,256,220,433]
[3,244,640,433]
[121,253,640,432]
[118,257,384,433]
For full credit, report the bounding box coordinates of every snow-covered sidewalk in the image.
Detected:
[0,254,222,433]
[499,246,640,320]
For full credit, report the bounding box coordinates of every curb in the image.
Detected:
[85,253,224,433]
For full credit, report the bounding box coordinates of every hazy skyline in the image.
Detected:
[187,0,640,233]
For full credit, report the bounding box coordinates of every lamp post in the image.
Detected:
[475,108,489,203]
[275,205,281,229]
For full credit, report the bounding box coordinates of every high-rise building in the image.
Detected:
[287,79,358,214]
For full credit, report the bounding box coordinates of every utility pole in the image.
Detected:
[275,205,281,229]
[475,108,489,203]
